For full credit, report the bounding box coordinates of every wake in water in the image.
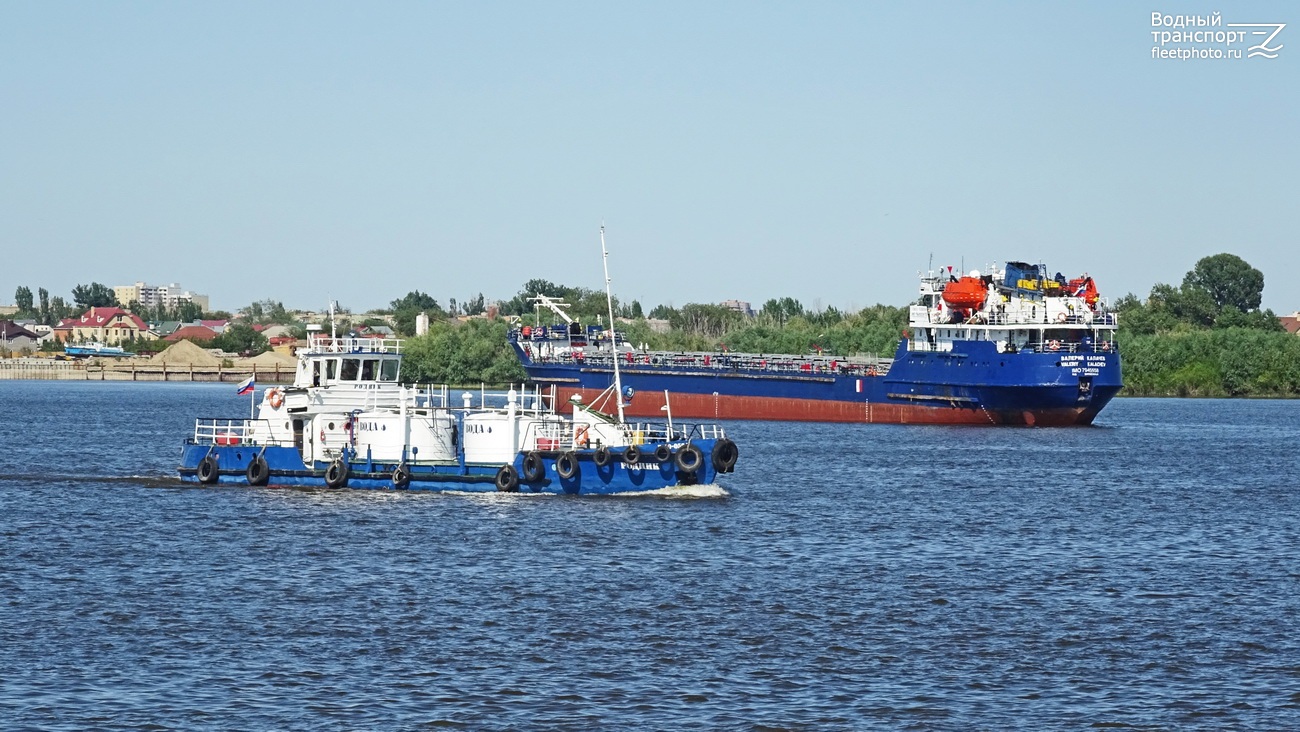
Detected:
[0,472,183,488]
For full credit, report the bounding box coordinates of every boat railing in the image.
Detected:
[401,383,556,415]
[306,334,403,355]
[191,418,291,447]
[526,349,892,377]
[1029,341,1119,355]
[910,305,1117,328]
[519,419,726,450]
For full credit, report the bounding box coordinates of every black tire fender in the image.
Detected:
[675,444,704,474]
[710,438,739,473]
[623,444,642,465]
[198,454,220,485]
[522,452,545,482]
[245,454,269,486]
[325,459,349,489]
[495,464,520,492]
[556,451,579,480]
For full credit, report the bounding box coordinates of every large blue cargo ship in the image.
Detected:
[511,262,1122,426]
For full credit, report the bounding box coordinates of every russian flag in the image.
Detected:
[236,376,255,395]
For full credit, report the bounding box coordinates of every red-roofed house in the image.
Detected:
[1281,312,1300,335]
[165,325,219,343]
[200,319,230,334]
[53,307,153,345]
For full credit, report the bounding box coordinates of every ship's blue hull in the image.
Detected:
[178,440,723,494]
[518,340,1122,425]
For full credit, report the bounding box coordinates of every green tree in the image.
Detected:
[214,323,268,355]
[670,303,743,339]
[14,286,33,314]
[1183,253,1264,313]
[461,293,486,316]
[38,288,50,325]
[648,304,677,320]
[388,290,444,336]
[71,282,117,308]
[400,319,525,384]
[175,301,204,322]
[49,296,72,322]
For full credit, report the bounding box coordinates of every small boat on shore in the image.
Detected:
[64,342,133,358]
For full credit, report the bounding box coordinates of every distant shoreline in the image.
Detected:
[0,359,293,384]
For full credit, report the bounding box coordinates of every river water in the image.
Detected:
[2,381,1298,730]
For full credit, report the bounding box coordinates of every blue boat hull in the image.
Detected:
[518,340,1122,425]
[178,441,722,495]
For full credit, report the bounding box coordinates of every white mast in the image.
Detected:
[600,225,626,423]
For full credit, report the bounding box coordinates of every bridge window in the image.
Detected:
[326,359,338,381]
[361,359,378,380]
[380,359,399,381]
[340,358,360,381]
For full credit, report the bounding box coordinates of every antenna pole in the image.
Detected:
[600,226,626,423]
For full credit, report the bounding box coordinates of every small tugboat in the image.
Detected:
[177,238,738,494]
[177,330,736,494]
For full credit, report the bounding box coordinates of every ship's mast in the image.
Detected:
[600,226,626,423]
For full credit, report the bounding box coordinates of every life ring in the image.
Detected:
[674,444,704,474]
[392,463,411,489]
[495,464,519,493]
[246,454,269,486]
[622,444,642,465]
[711,438,739,473]
[324,459,349,489]
[267,388,284,409]
[522,452,545,482]
[1048,340,1061,352]
[653,444,672,463]
[1100,341,1111,352]
[1057,313,1067,323]
[574,426,590,448]
[556,451,579,480]
[866,365,878,377]
[593,446,613,467]
[198,454,220,485]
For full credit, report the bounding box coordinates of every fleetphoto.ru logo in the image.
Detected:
[1151,11,1285,60]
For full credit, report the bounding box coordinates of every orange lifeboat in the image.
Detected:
[941,276,988,309]
[1066,277,1100,307]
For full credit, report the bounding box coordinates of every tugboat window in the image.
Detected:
[380,359,399,381]
[326,359,338,381]
[361,359,378,380]
[341,359,360,381]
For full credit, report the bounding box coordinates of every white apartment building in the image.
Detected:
[114,282,210,312]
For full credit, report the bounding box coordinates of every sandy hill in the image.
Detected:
[150,339,220,367]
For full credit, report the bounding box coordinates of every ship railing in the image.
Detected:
[191,418,292,447]
[306,334,403,355]
[529,350,892,377]
[912,308,1119,328]
[1029,340,1119,354]
[400,383,555,415]
[907,341,954,353]
[520,420,726,451]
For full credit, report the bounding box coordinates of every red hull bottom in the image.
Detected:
[556,388,1098,426]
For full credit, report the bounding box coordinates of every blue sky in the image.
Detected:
[3,2,1295,314]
